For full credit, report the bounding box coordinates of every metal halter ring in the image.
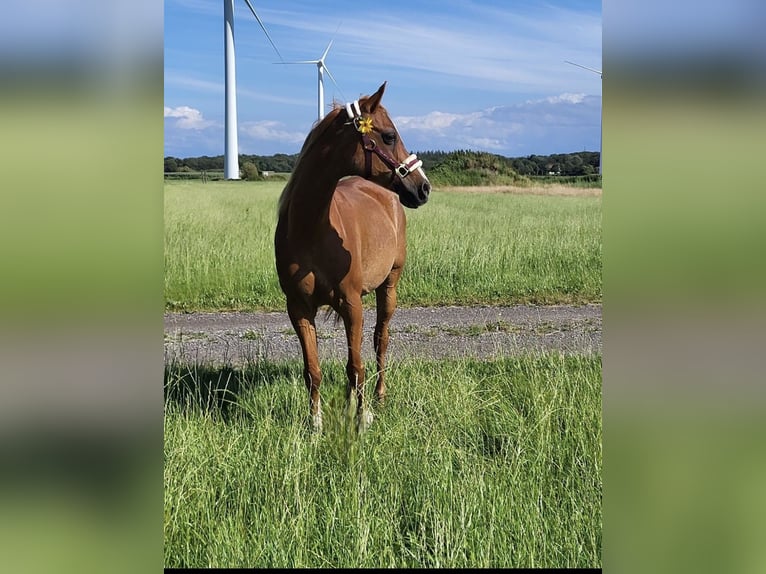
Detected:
[395,154,423,179]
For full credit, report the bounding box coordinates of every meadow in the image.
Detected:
[164,180,602,311]
[164,355,602,568]
[164,179,602,568]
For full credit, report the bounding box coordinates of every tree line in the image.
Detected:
[164,150,600,178]
[164,153,296,174]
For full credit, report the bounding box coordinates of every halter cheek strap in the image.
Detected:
[345,100,423,180]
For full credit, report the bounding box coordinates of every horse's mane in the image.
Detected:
[277,104,346,218]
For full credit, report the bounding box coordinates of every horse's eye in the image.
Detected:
[382,131,397,145]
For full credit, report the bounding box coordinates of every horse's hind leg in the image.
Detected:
[337,295,371,431]
[374,268,402,404]
[288,303,323,431]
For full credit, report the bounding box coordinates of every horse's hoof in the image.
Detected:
[356,409,374,433]
[311,411,323,433]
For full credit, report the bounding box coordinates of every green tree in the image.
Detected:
[240,161,260,180]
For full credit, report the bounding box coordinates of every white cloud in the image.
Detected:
[240,120,306,146]
[163,73,222,94]
[394,93,601,156]
[541,93,587,105]
[163,92,601,157]
[164,106,216,130]
[395,110,479,133]
[264,3,601,93]
[464,137,506,151]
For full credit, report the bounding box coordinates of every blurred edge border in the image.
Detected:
[1,1,765,573]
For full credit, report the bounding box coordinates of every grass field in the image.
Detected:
[164,180,601,311]
[164,354,602,568]
[164,179,602,568]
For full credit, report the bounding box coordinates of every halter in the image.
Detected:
[345,100,424,181]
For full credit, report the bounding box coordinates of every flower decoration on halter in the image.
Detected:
[356,116,374,135]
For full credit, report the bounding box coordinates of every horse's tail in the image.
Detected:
[322,305,343,327]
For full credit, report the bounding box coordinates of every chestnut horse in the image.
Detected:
[274,82,430,431]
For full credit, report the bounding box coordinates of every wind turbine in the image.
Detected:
[565,60,602,176]
[279,38,344,121]
[224,0,283,180]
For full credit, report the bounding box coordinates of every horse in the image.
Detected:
[274,82,431,432]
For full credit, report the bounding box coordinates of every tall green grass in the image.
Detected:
[402,191,601,306]
[164,180,601,311]
[164,354,602,568]
[164,180,285,310]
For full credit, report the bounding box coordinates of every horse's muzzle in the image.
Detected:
[417,180,431,205]
[396,178,430,209]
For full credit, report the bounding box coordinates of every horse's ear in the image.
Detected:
[362,82,387,113]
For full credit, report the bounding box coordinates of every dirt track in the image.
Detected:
[164,304,601,366]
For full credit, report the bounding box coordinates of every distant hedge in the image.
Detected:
[164,149,600,184]
[425,150,531,186]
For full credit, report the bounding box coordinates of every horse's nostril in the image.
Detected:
[421,181,431,197]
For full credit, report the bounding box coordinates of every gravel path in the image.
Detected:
[164,304,601,366]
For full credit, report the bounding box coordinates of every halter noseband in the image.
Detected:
[345,100,424,180]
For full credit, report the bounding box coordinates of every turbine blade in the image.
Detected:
[320,39,334,62]
[323,65,344,100]
[565,60,602,76]
[276,60,319,65]
[242,0,284,62]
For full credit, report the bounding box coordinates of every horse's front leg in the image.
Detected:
[287,302,322,431]
[338,295,371,432]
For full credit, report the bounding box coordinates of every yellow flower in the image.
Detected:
[357,116,374,134]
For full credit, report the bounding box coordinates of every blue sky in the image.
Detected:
[164,0,602,158]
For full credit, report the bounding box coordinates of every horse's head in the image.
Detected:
[338,82,431,208]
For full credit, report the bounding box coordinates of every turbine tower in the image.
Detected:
[279,39,343,121]
[224,0,283,180]
[566,60,602,176]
